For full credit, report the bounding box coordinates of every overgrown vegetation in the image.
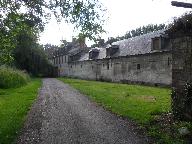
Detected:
[0,66,30,89]
[0,79,41,144]
[167,12,192,37]
[58,78,192,143]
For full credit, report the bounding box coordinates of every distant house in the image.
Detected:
[50,30,172,86]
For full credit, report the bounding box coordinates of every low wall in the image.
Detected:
[60,51,172,86]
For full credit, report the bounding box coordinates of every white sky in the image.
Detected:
[39,0,192,46]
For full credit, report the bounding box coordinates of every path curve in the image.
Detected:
[17,78,151,144]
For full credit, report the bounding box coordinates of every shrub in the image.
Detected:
[0,66,30,88]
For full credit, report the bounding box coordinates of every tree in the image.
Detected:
[104,23,167,45]
[0,13,38,65]
[0,0,106,40]
[13,28,55,76]
[0,0,106,66]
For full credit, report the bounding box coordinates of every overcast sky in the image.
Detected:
[39,0,192,46]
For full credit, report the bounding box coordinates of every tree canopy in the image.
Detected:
[91,23,166,47]
[166,12,192,37]
[0,0,106,39]
[0,0,106,76]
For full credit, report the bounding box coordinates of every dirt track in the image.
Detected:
[17,78,151,144]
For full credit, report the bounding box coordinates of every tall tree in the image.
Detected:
[0,0,106,40]
[0,0,106,65]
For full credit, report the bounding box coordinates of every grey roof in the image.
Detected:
[68,48,82,56]
[72,30,167,61]
[112,29,165,57]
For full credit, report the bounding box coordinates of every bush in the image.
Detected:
[0,66,30,88]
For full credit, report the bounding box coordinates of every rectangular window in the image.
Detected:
[107,63,109,70]
[153,38,160,50]
[137,64,140,70]
[168,57,170,66]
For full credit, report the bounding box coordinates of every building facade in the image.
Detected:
[50,30,172,86]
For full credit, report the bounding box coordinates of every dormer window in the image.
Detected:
[152,37,160,50]
[106,45,119,57]
[89,48,99,60]
[152,36,170,51]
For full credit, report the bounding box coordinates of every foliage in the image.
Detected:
[183,82,192,120]
[0,27,15,65]
[91,38,105,47]
[0,79,41,143]
[0,12,42,65]
[0,0,106,40]
[105,23,166,45]
[0,66,30,89]
[0,0,106,72]
[172,82,192,120]
[167,12,192,37]
[13,27,55,77]
[0,12,56,76]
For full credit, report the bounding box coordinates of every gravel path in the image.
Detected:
[17,78,151,144]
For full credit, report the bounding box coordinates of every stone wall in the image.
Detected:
[60,51,172,86]
[172,36,192,120]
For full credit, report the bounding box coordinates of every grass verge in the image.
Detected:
[0,78,41,144]
[58,77,192,143]
[0,66,30,89]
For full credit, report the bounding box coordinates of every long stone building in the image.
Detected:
[49,30,172,86]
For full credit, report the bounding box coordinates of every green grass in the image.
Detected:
[0,66,30,89]
[0,79,41,144]
[58,78,171,124]
[58,78,192,143]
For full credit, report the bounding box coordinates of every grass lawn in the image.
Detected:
[58,78,171,124]
[0,79,41,144]
[59,78,190,143]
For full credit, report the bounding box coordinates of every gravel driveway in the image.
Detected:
[17,78,151,144]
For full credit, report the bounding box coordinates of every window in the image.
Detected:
[103,64,105,67]
[81,65,82,68]
[107,63,109,70]
[152,38,160,50]
[137,64,140,70]
[168,57,170,66]
[65,56,66,63]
